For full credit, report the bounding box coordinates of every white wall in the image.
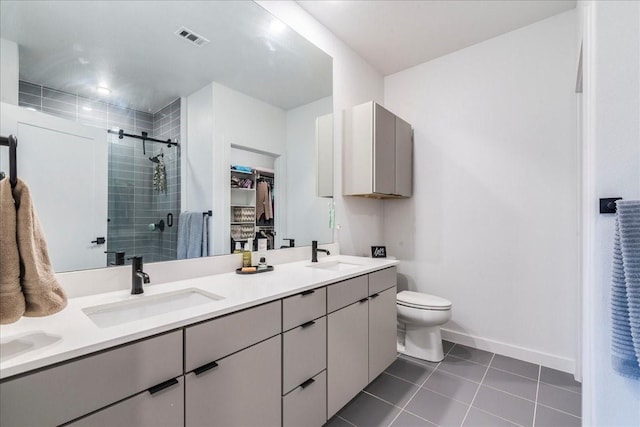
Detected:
[186,82,286,255]
[383,10,580,371]
[285,96,333,247]
[581,1,640,425]
[257,1,386,256]
[0,38,18,105]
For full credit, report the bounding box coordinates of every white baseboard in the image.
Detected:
[441,328,577,375]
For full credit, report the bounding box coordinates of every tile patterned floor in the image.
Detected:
[325,341,582,427]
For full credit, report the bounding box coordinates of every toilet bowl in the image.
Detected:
[397,291,452,362]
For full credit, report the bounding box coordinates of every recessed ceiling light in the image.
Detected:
[269,19,286,34]
[96,86,111,96]
[25,107,37,112]
[82,106,93,112]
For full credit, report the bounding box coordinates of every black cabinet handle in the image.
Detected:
[359,297,369,303]
[301,320,316,328]
[193,360,219,376]
[301,290,315,296]
[300,377,315,389]
[91,237,106,245]
[148,378,178,395]
[370,293,380,299]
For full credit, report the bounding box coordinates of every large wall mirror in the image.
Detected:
[0,1,333,273]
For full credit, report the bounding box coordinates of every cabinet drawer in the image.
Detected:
[283,370,327,427]
[327,275,368,313]
[68,376,184,427]
[369,266,396,295]
[283,287,326,331]
[0,330,182,427]
[283,316,326,394]
[185,300,280,372]
[185,335,281,427]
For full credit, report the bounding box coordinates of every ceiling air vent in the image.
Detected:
[175,27,210,47]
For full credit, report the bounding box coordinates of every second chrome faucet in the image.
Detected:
[130,256,150,294]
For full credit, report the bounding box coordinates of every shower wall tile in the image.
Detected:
[19,81,42,96]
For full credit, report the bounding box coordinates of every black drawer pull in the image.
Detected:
[370,293,380,299]
[359,297,369,303]
[194,360,219,376]
[148,378,178,395]
[300,377,315,389]
[300,289,315,296]
[301,320,316,328]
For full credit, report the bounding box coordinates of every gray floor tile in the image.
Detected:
[405,388,469,427]
[437,355,489,382]
[390,411,436,427]
[324,415,355,427]
[422,369,480,404]
[386,357,435,385]
[448,344,494,366]
[491,354,539,380]
[534,404,581,427]
[482,367,538,401]
[472,386,535,426]
[462,407,519,427]
[443,340,455,354]
[537,383,581,417]
[365,373,420,407]
[338,392,401,427]
[539,366,581,393]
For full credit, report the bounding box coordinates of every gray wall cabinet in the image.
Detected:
[343,101,412,198]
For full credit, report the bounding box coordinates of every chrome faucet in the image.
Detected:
[311,240,330,262]
[130,256,150,294]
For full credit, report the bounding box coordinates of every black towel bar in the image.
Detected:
[0,134,18,188]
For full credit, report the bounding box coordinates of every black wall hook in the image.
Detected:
[600,197,622,214]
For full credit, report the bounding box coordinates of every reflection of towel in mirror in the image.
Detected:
[611,200,640,379]
[177,212,209,259]
[13,179,67,318]
[256,181,272,221]
[0,178,26,324]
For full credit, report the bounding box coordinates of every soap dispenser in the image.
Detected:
[242,239,253,267]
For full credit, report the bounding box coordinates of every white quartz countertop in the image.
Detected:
[0,255,398,379]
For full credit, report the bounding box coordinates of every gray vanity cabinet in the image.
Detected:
[327,276,370,418]
[369,267,398,380]
[282,288,328,427]
[185,335,281,427]
[184,300,282,427]
[68,377,184,427]
[0,330,183,427]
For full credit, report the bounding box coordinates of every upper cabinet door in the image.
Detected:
[395,116,413,197]
[373,103,396,195]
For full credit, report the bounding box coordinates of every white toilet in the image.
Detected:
[396,291,452,362]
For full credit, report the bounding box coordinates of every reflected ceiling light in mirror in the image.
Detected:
[96,86,111,96]
[82,106,93,112]
[269,19,287,34]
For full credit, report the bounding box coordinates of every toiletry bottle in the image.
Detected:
[258,257,267,270]
[258,238,267,266]
[242,239,252,267]
[233,242,242,254]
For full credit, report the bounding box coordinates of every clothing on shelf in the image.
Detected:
[256,180,273,222]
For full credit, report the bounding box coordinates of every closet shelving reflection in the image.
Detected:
[230,168,256,249]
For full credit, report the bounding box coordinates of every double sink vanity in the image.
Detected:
[0,255,399,427]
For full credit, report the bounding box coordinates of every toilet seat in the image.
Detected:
[397,291,451,311]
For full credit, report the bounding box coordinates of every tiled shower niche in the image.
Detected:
[18,81,182,265]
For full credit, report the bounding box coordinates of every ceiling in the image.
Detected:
[298,0,576,76]
[0,1,332,112]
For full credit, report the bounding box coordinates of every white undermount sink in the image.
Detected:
[306,260,362,272]
[83,288,223,328]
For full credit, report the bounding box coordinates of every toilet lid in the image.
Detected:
[397,291,452,310]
